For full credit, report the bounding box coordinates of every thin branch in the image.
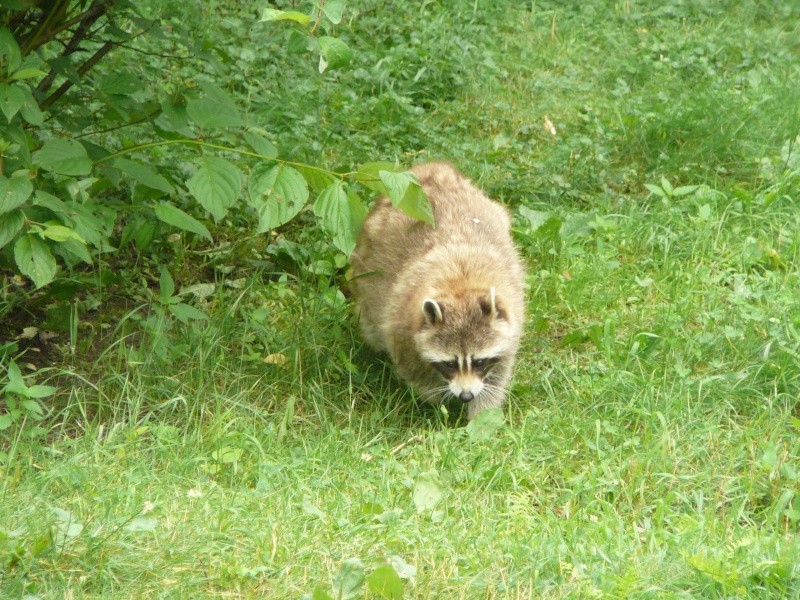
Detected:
[36,1,112,96]
[75,108,162,139]
[42,40,114,108]
[112,43,193,60]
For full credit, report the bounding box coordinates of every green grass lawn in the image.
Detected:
[2,1,800,598]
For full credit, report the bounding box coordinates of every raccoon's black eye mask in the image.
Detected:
[430,356,500,377]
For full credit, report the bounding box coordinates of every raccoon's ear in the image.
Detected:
[422,299,443,325]
[479,287,504,319]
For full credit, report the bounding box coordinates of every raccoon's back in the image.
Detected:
[350,162,521,351]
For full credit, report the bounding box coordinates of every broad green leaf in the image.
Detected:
[317,36,352,73]
[10,67,47,81]
[34,138,92,176]
[187,156,242,222]
[99,72,141,95]
[0,414,12,430]
[114,158,174,193]
[154,202,212,241]
[313,182,363,254]
[14,234,57,288]
[0,27,21,74]
[354,161,401,192]
[0,83,26,122]
[412,471,444,512]
[396,179,434,225]
[378,170,414,206]
[55,237,92,264]
[19,85,42,126]
[32,190,68,215]
[320,0,346,24]
[377,170,434,224]
[366,565,403,600]
[4,359,27,394]
[243,131,278,159]
[211,446,243,463]
[25,384,57,399]
[260,8,311,25]
[169,303,207,323]
[159,269,174,301]
[40,224,84,243]
[295,164,337,193]
[248,164,309,232]
[332,558,365,600]
[65,202,105,248]
[123,517,158,533]
[465,408,505,442]
[660,177,673,196]
[674,185,699,197]
[187,82,242,129]
[644,183,666,198]
[21,398,44,418]
[311,586,334,600]
[0,175,33,214]
[0,209,24,249]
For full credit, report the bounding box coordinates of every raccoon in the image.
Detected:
[349,162,526,419]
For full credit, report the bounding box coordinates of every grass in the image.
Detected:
[2,0,800,597]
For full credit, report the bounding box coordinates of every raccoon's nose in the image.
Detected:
[459,391,474,403]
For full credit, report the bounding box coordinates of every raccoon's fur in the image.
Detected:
[349,162,526,419]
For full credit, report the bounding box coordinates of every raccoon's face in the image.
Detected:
[414,287,515,403]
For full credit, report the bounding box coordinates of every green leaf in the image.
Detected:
[313,182,363,254]
[56,237,92,264]
[25,384,57,399]
[211,446,243,464]
[0,414,12,430]
[248,164,309,232]
[169,303,207,323]
[14,234,57,288]
[40,224,84,243]
[0,83,26,122]
[34,139,92,176]
[0,175,33,214]
[465,408,505,442]
[154,202,212,241]
[310,586,334,600]
[366,565,403,600]
[159,269,174,302]
[644,183,666,198]
[295,164,337,193]
[332,558,365,600]
[114,158,174,193]
[10,67,47,81]
[320,0,346,24]
[660,177,674,196]
[378,169,434,224]
[397,179,434,225]
[18,85,42,125]
[4,360,27,395]
[0,27,22,74]
[260,8,311,25]
[0,209,24,249]
[674,185,699,197]
[412,471,444,512]
[187,82,243,129]
[317,36,353,73]
[243,131,278,159]
[187,156,242,222]
[99,72,141,95]
[354,161,402,193]
[21,398,43,418]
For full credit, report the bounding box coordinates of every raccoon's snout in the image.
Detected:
[459,391,474,403]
